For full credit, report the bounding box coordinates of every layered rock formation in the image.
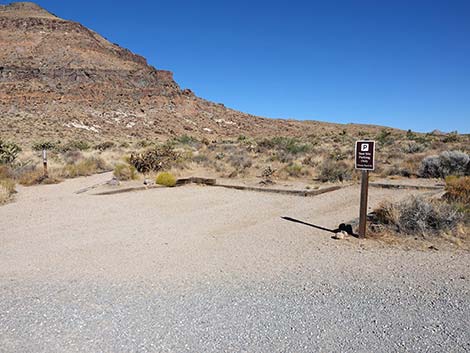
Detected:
[0,2,385,142]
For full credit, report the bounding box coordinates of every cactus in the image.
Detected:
[0,140,21,164]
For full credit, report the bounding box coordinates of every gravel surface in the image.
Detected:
[0,173,469,352]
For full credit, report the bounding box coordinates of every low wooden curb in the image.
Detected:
[369,183,444,191]
[176,177,216,186]
[91,176,344,198]
[213,184,343,197]
[93,185,163,195]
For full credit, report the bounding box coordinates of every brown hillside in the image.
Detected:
[1,2,393,143]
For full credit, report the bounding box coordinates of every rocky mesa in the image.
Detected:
[0,2,388,143]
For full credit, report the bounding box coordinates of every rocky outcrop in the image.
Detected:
[0,2,387,142]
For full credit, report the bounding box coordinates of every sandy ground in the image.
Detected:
[0,173,469,352]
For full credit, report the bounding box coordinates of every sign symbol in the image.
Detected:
[361,143,369,152]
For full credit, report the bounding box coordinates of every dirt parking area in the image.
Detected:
[0,173,469,352]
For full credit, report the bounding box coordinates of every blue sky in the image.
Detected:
[6,0,470,132]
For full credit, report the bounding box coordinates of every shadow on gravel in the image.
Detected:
[281,216,358,238]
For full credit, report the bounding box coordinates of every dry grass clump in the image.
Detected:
[18,168,45,186]
[445,176,470,209]
[285,163,305,177]
[0,178,16,203]
[228,152,252,170]
[60,157,109,178]
[155,172,176,187]
[113,163,138,181]
[371,196,464,237]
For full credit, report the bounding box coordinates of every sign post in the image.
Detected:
[355,140,375,238]
[42,148,48,178]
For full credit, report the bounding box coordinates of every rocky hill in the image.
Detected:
[0,2,390,143]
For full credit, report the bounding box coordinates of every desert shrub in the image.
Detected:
[62,150,84,164]
[372,196,463,236]
[130,146,179,174]
[61,140,90,152]
[384,164,412,178]
[0,140,21,164]
[329,151,348,161]
[134,140,155,148]
[439,151,469,177]
[228,153,252,169]
[286,163,303,177]
[318,160,351,182]
[272,150,294,164]
[32,141,59,151]
[406,129,417,140]
[94,141,115,151]
[402,142,425,154]
[113,163,137,181]
[257,137,310,155]
[155,172,176,187]
[445,176,470,207]
[302,156,319,167]
[442,131,459,143]
[192,154,209,164]
[419,155,441,178]
[376,129,392,146]
[174,135,197,145]
[420,151,469,178]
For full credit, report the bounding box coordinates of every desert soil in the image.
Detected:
[0,173,469,352]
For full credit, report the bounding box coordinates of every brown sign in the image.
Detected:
[355,140,375,170]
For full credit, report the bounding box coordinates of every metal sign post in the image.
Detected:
[355,140,375,238]
[42,148,48,177]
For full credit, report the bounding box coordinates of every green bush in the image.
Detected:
[32,141,59,151]
[156,172,176,187]
[257,137,311,155]
[286,163,303,177]
[62,140,90,152]
[175,135,197,145]
[376,129,392,146]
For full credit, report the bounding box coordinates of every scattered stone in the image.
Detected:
[107,177,120,186]
[143,178,154,186]
[332,231,348,240]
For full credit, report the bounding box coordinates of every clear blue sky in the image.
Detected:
[6,0,470,133]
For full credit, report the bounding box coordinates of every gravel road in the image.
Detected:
[0,173,469,352]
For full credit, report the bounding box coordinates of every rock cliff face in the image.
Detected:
[0,2,384,142]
